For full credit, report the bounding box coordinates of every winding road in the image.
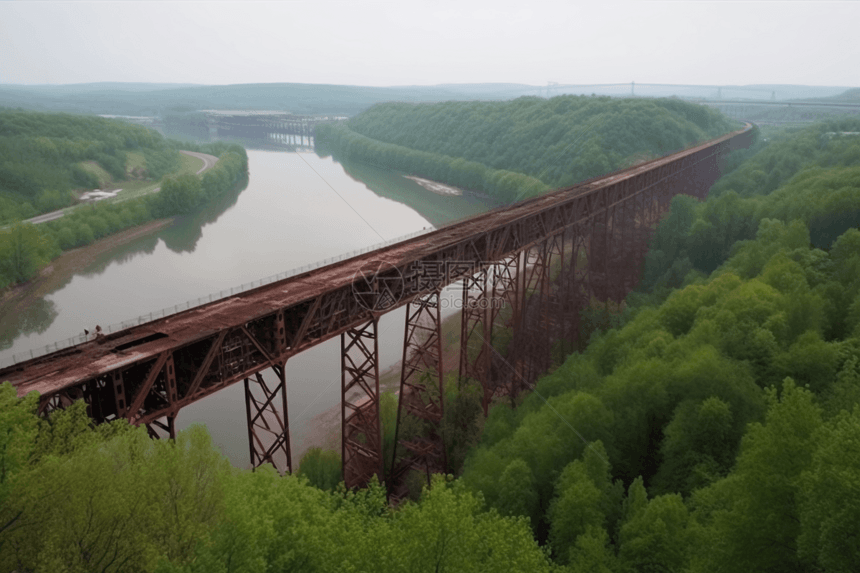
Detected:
[23,150,220,226]
[181,150,220,175]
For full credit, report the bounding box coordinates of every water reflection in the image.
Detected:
[0,178,247,356]
[0,297,58,352]
[2,142,498,466]
[334,156,499,228]
[158,177,246,254]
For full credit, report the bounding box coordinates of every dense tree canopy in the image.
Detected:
[637,118,860,304]
[0,109,184,224]
[318,96,736,202]
[0,136,248,290]
[0,388,553,573]
[456,119,860,571]
[3,114,859,572]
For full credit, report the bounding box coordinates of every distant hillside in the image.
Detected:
[0,82,539,118]
[319,96,737,202]
[824,87,860,102]
[0,109,180,223]
[2,82,854,118]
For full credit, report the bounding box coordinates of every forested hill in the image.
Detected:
[318,96,737,202]
[638,118,860,302]
[0,109,180,223]
[825,87,860,102]
[458,118,860,571]
[2,120,860,572]
[0,109,248,290]
[0,82,538,117]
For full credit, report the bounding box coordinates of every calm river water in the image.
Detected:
[0,148,496,466]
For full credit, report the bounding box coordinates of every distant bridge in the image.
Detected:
[1,124,754,489]
[701,100,860,124]
[201,111,343,145]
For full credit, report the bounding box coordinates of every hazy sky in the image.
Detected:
[1,0,857,88]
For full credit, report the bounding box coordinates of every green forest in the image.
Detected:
[0,110,249,290]
[317,96,737,202]
[0,109,182,223]
[2,114,860,572]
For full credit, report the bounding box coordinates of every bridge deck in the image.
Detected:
[2,125,751,399]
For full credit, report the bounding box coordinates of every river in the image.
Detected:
[0,147,497,467]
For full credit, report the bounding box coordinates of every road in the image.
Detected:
[22,150,220,226]
[180,150,219,175]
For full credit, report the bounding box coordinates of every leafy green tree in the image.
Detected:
[568,527,618,573]
[0,383,39,552]
[689,379,822,573]
[617,493,691,573]
[0,222,59,286]
[495,458,539,524]
[547,442,619,565]
[798,407,860,571]
[297,447,342,491]
[154,173,203,216]
[653,397,736,495]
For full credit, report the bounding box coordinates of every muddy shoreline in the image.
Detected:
[0,219,174,317]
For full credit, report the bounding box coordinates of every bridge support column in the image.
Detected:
[244,364,292,474]
[589,193,609,303]
[392,291,446,490]
[629,192,649,290]
[608,199,629,303]
[147,415,177,440]
[516,234,563,389]
[490,254,523,398]
[341,319,383,489]
[459,268,492,413]
[567,224,591,352]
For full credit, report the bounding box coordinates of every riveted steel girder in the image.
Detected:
[4,125,755,481]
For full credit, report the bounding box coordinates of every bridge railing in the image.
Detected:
[1,228,435,369]
[2,125,751,370]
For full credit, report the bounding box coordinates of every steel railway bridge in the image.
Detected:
[1,124,755,489]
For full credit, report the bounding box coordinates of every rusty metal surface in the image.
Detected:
[341,320,383,488]
[392,291,446,487]
[1,125,754,462]
[245,365,291,474]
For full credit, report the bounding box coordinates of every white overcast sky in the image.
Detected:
[0,0,857,88]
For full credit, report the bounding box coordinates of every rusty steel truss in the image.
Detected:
[391,291,447,490]
[2,124,754,488]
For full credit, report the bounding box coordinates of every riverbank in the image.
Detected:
[405,175,463,196]
[0,219,174,315]
[1,149,494,470]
